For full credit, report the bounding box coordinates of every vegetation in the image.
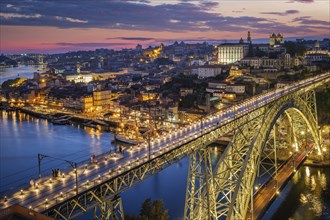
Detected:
[125,198,169,220]
[179,93,197,108]
[283,41,306,56]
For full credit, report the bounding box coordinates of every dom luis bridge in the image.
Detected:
[1,72,330,220]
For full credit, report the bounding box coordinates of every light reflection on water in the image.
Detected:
[266,166,329,220]
[0,110,114,192]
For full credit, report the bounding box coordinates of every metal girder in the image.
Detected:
[93,195,124,220]
[184,146,216,220]
[209,91,321,220]
[42,99,266,219]
[213,112,265,220]
[38,74,329,220]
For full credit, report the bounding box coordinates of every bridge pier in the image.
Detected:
[184,146,215,220]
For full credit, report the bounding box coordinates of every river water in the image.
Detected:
[0,111,329,219]
[0,65,41,85]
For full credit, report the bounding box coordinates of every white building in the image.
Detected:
[66,74,93,83]
[191,65,222,79]
[218,44,249,64]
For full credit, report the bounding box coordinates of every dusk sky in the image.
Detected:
[0,0,329,54]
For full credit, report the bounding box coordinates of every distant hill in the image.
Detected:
[0,55,18,67]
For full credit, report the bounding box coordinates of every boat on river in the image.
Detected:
[52,118,69,125]
[114,134,141,145]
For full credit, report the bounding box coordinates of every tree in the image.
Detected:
[150,200,169,220]
[179,94,197,108]
[283,41,306,56]
[139,198,169,220]
[140,198,153,219]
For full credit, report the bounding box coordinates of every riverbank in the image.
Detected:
[304,159,330,167]
[1,107,118,132]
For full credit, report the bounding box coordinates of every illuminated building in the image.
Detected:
[143,43,164,60]
[218,44,249,64]
[93,90,112,110]
[83,96,94,113]
[229,66,243,77]
[217,32,252,64]
[269,33,283,46]
[139,92,158,101]
[66,74,93,83]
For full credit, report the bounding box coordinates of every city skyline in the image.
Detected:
[1,0,329,54]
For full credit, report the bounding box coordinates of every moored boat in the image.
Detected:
[114,134,140,145]
[52,119,69,125]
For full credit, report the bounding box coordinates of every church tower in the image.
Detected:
[247,31,252,43]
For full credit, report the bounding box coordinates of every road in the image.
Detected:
[246,150,307,220]
[1,72,329,214]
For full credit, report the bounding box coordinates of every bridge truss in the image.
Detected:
[184,89,322,220]
[37,75,329,220]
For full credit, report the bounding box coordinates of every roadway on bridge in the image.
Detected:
[1,72,329,215]
[247,150,307,220]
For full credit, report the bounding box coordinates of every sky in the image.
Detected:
[0,0,329,54]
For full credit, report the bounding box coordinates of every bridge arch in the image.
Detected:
[213,92,321,220]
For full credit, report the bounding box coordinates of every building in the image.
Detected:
[240,57,262,68]
[82,96,94,113]
[139,92,158,101]
[305,40,330,56]
[207,82,245,95]
[229,66,243,77]
[225,84,245,94]
[93,90,112,110]
[218,44,249,64]
[305,53,330,64]
[269,33,283,46]
[208,82,227,90]
[66,74,93,83]
[191,65,222,79]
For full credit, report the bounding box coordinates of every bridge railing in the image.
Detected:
[1,72,329,213]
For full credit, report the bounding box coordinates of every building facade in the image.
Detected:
[218,44,249,64]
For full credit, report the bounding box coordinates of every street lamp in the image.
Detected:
[38,153,79,195]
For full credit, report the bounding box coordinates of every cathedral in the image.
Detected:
[269,33,283,46]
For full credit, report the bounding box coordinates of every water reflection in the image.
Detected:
[267,166,329,220]
[0,110,113,191]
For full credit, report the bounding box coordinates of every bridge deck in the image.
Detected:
[0,72,329,217]
[246,150,308,220]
